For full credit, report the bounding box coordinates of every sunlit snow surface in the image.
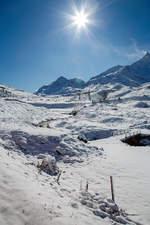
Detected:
[0,83,150,225]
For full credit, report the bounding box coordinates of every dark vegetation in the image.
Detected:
[122,134,150,146]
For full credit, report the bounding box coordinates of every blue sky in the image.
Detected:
[0,0,150,92]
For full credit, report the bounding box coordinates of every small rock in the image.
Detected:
[114,216,128,224]
[105,207,113,214]
[93,197,100,201]
[86,201,93,208]
[95,192,99,196]
[80,191,89,197]
[81,199,87,205]
[93,210,108,218]
[78,135,88,143]
[71,202,79,209]
[107,199,114,204]
[110,204,119,213]
[98,200,107,205]
[99,203,107,212]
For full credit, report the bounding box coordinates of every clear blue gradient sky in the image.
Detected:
[0,0,150,92]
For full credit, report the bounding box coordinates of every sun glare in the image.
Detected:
[64,2,98,36]
[73,10,88,29]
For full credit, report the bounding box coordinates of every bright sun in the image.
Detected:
[64,2,98,36]
[73,10,88,29]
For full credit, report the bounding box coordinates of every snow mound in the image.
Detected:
[134,101,149,108]
[0,130,103,161]
[79,129,114,141]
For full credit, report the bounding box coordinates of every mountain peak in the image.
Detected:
[133,51,150,65]
[35,76,85,95]
[57,76,67,81]
[144,51,150,56]
[142,51,150,60]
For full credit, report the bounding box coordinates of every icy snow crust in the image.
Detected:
[0,83,150,225]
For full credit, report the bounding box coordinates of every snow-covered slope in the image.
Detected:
[130,52,150,80]
[87,65,123,85]
[0,82,150,224]
[35,76,85,95]
[88,52,150,89]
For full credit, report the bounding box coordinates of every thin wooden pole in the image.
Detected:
[57,170,62,183]
[86,180,88,191]
[80,179,82,191]
[110,176,115,202]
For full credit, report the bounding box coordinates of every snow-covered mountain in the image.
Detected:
[87,65,123,85]
[130,51,150,80]
[35,76,85,95]
[36,52,150,95]
[88,51,150,87]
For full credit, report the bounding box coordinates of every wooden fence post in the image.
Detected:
[57,170,62,183]
[86,180,88,191]
[110,176,115,202]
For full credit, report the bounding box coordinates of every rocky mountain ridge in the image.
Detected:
[35,52,150,95]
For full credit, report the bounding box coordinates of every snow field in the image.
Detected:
[0,83,150,224]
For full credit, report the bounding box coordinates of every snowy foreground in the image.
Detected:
[0,84,150,225]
